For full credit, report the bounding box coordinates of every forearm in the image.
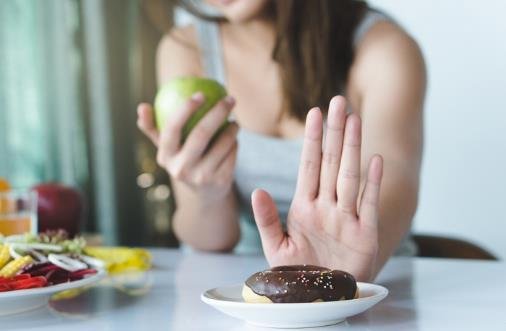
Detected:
[172,181,240,252]
[373,172,419,277]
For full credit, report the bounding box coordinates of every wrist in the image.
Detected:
[174,179,234,208]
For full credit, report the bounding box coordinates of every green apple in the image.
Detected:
[154,77,228,141]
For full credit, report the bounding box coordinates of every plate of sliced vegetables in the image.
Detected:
[0,230,106,316]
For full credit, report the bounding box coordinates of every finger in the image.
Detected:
[294,108,323,201]
[319,96,346,200]
[178,96,235,165]
[196,123,239,174]
[359,155,383,228]
[214,140,238,179]
[252,189,284,255]
[158,92,205,159]
[137,103,160,146]
[337,114,362,215]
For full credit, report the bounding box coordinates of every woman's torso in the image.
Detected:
[185,9,417,255]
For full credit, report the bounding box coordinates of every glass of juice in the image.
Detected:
[0,190,37,236]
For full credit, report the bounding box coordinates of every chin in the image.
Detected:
[205,0,271,23]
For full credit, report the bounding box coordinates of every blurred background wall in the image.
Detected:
[370,0,506,258]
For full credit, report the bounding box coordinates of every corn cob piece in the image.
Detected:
[0,245,10,269]
[0,255,33,278]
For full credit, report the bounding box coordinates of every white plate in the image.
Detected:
[201,282,388,328]
[0,269,106,316]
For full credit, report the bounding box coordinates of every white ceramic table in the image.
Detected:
[1,248,505,330]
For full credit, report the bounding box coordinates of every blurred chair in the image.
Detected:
[413,234,498,260]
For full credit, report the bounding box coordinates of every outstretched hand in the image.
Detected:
[251,96,383,281]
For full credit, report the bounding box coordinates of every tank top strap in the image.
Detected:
[353,10,393,47]
[194,19,227,85]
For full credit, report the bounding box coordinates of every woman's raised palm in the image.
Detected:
[251,96,383,281]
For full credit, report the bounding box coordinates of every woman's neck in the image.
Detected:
[222,17,275,54]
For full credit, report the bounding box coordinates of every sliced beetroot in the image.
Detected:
[44,269,56,282]
[29,265,60,277]
[15,261,97,286]
[21,262,52,275]
[45,269,71,285]
[69,269,97,280]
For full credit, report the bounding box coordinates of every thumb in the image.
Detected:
[137,103,160,147]
[251,189,284,255]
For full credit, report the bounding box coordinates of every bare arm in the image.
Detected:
[249,22,425,282]
[350,21,426,274]
[138,27,240,251]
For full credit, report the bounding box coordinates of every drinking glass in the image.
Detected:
[0,190,37,236]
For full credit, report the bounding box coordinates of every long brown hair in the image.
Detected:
[179,0,368,121]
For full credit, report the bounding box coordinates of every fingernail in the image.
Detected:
[137,104,145,115]
[225,96,235,106]
[192,92,204,102]
[307,107,321,120]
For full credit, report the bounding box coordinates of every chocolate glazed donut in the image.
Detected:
[242,265,358,303]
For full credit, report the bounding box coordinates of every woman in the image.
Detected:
[137,0,425,281]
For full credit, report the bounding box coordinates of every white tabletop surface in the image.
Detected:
[1,248,506,331]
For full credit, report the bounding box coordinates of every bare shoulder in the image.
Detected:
[156,25,203,85]
[348,20,426,103]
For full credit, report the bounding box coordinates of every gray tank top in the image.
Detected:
[192,10,417,256]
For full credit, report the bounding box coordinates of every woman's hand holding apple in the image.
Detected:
[136,92,239,202]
